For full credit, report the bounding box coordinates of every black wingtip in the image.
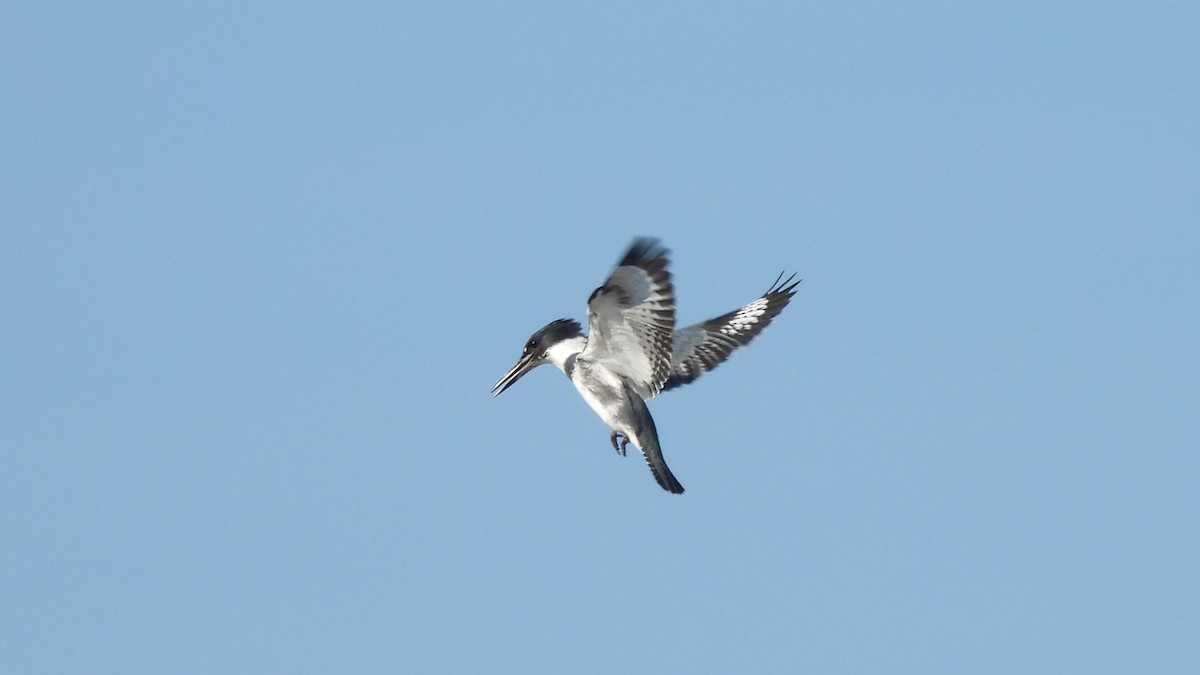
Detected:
[765,271,802,297]
[620,237,670,267]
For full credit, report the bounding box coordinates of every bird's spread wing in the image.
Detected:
[580,238,676,399]
[659,272,800,394]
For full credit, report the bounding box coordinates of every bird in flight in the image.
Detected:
[491,237,799,494]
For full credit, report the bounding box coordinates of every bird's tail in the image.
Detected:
[628,394,685,494]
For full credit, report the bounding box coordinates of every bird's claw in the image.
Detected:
[609,431,630,457]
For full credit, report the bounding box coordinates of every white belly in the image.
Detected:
[570,358,632,433]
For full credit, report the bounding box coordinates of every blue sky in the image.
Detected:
[3,2,1197,673]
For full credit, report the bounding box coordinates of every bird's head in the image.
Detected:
[491,318,584,397]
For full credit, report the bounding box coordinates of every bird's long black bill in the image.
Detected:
[491,355,536,397]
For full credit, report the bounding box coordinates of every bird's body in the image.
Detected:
[569,358,630,436]
[569,356,682,493]
[492,237,799,494]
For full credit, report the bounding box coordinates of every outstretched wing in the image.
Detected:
[659,272,800,394]
[580,237,676,399]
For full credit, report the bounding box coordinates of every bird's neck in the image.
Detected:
[545,335,587,374]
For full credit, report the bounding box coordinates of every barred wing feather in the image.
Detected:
[660,272,800,394]
[580,238,677,399]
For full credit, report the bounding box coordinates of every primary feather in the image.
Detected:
[660,272,800,393]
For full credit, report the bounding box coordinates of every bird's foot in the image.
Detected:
[609,431,630,457]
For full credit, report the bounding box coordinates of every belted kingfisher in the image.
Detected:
[491,237,799,494]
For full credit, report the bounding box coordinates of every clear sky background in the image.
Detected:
[3,3,1197,673]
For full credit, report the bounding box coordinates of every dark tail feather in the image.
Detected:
[645,448,685,494]
[629,394,685,494]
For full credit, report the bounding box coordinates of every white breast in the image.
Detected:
[570,358,630,432]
